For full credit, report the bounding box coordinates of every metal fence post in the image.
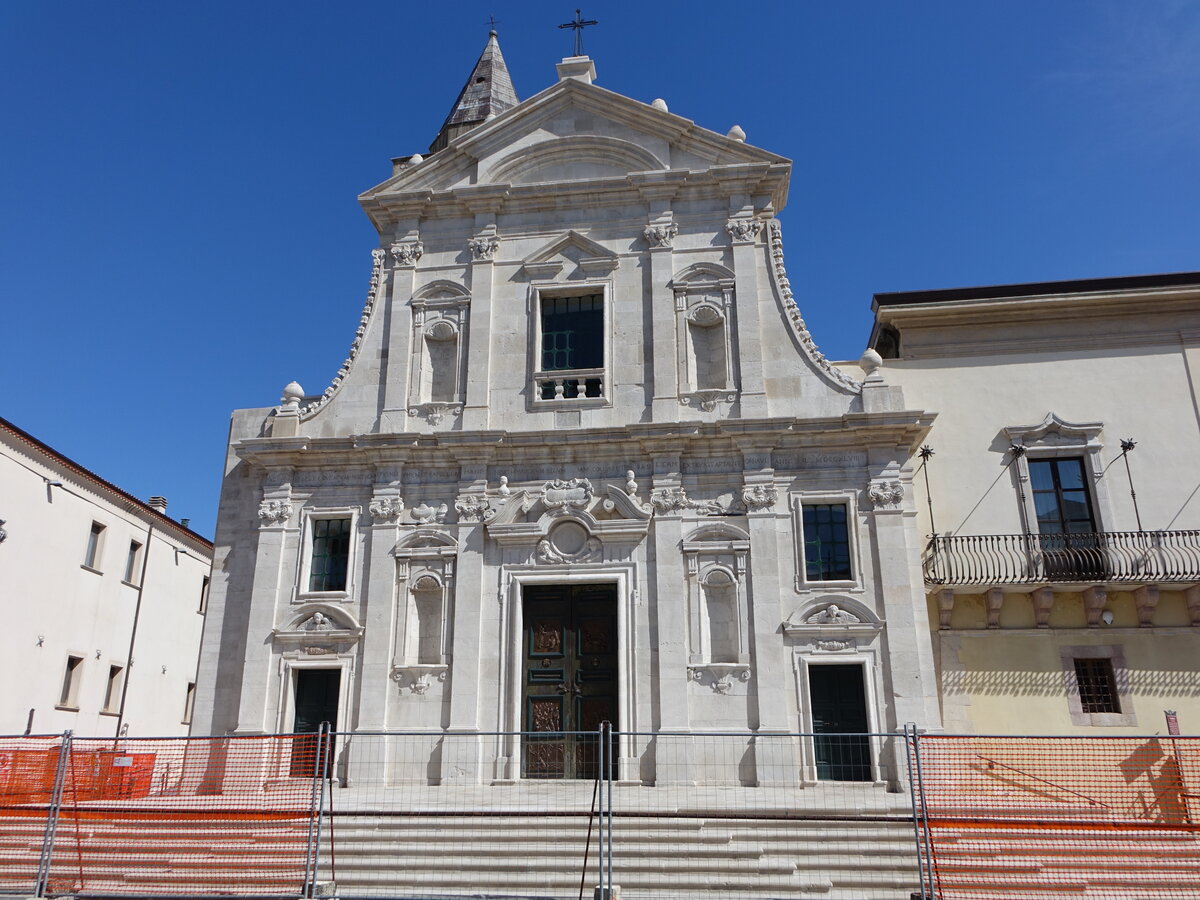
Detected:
[903,724,929,900]
[602,720,613,900]
[34,730,72,898]
[908,724,937,899]
[302,726,327,898]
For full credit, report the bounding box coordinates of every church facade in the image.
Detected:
[193,36,945,785]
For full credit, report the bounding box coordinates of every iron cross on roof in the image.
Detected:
[558,9,598,57]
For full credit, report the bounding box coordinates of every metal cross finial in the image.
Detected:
[558,8,598,57]
[486,15,500,35]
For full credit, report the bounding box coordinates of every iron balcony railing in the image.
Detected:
[923,530,1200,586]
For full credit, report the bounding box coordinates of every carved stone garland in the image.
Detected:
[867,480,903,510]
[469,237,499,261]
[390,240,424,267]
[725,218,763,243]
[301,248,386,417]
[368,496,405,523]
[741,485,778,512]
[766,220,861,394]
[650,488,735,516]
[643,222,678,248]
[455,495,493,522]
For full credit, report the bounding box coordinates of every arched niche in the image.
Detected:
[408,281,470,424]
[671,263,738,411]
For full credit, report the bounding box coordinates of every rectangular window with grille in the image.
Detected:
[1074,657,1120,714]
[802,504,853,581]
[308,518,351,593]
[537,293,606,401]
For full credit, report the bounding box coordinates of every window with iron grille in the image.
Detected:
[537,293,605,401]
[1074,657,1120,714]
[308,518,351,593]
[802,504,853,581]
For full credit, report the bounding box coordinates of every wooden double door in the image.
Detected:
[522,583,618,779]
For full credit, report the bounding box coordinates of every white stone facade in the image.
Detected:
[0,418,212,737]
[194,49,942,785]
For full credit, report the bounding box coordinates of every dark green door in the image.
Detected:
[290,668,339,777]
[522,584,617,779]
[809,664,871,782]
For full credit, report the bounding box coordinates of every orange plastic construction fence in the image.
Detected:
[1,733,324,897]
[912,735,1200,899]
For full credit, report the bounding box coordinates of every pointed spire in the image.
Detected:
[428,31,519,155]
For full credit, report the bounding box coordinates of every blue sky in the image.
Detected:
[2,1,1198,539]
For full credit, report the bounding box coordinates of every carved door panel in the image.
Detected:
[522,583,617,779]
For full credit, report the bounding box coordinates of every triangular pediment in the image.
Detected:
[521,230,619,279]
[361,77,787,203]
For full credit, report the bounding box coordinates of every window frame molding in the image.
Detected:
[1060,644,1136,727]
[1005,413,1114,533]
[82,521,106,573]
[294,506,360,604]
[671,262,739,412]
[791,492,864,593]
[528,280,614,410]
[57,653,85,712]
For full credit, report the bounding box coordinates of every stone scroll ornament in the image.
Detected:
[741,485,778,512]
[469,236,499,261]
[643,223,678,248]
[867,480,904,509]
[541,478,593,510]
[390,240,424,267]
[725,218,763,243]
[368,497,405,523]
[410,502,448,525]
[649,488,727,516]
[257,499,293,526]
[455,495,493,522]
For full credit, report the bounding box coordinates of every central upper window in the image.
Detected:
[534,289,609,404]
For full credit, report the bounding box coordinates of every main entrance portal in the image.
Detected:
[521,583,618,779]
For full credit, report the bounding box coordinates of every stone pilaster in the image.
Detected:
[380,213,425,432]
[235,468,295,733]
[726,210,767,417]
[358,464,404,731]
[866,462,942,730]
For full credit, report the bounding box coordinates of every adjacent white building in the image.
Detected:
[0,416,212,737]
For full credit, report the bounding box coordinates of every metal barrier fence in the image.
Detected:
[8,728,1200,899]
[908,732,1200,899]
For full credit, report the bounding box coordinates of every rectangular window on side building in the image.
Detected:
[802,504,853,581]
[58,656,83,709]
[309,518,351,593]
[84,522,105,570]
[124,540,144,585]
[1074,657,1120,714]
[102,665,124,713]
[183,682,196,724]
[199,575,210,614]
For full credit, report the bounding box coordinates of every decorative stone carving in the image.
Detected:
[302,646,334,655]
[0,519,6,544]
[541,478,593,510]
[867,480,904,509]
[817,639,855,652]
[741,485,778,512]
[455,495,493,522]
[643,222,678,248]
[679,390,737,412]
[649,487,729,516]
[407,402,463,425]
[624,470,638,496]
[766,220,861,394]
[725,218,762,243]
[409,502,448,525]
[469,236,500,261]
[389,665,448,695]
[300,248,387,416]
[298,612,335,631]
[368,496,405,523]
[536,520,603,564]
[688,665,751,694]
[498,475,511,496]
[806,604,861,625]
[390,240,423,267]
[257,499,293,526]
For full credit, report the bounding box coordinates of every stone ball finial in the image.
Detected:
[651,98,668,112]
[409,154,424,165]
[859,349,883,377]
[281,381,305,408]
[727,124,746,142]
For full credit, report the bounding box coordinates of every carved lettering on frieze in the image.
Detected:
[390,240,424,267]
[257,499,293,526]
[302,646,335,655]
[817,639,855,652]
[867,480,904,510]
[643,223,678,248]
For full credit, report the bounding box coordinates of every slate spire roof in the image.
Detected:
[428,31,519,155]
